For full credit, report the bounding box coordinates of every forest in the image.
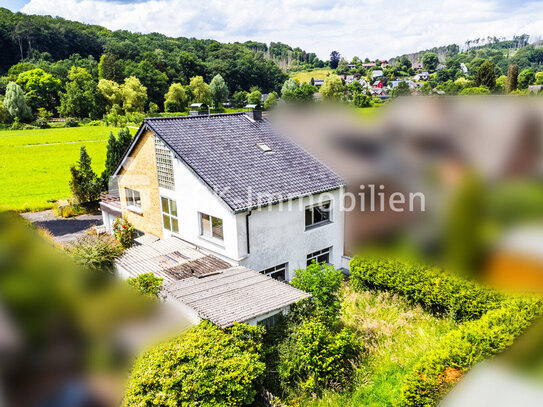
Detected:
[0,8,327,124]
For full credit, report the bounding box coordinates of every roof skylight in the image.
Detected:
[256,143,272,153]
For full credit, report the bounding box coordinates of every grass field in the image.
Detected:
[290,68,335,83]
[0,126,131,212]
[307,287,457,407]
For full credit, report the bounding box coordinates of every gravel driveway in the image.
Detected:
[21,210,103,244]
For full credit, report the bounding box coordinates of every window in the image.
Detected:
[260,263,288,282]
[125,188,141,211]
[307,247,331,266]
[155,136,175,190]
[305,201,331,229]
[257,312,282,329]
[256,142,272,153]
[161,197,179,234]
[200,213,224,241]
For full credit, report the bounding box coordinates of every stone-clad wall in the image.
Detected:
[118,129,163,238]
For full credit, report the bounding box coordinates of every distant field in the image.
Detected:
[0,126,130,212]
[290,68,335,83]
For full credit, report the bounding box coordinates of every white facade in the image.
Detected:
[156,152,344,280]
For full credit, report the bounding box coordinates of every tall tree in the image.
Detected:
[69,146,100,204]
[320,76,345,100]
[518,68,535,89]
[98,53,122,83]
[330,51,341,69]
[98,79,122,112]
[422,52,439,71]
[4,82,32,122]
[505,65,518,94]
[15,68,61,112]
[120,76,147,113]
[474,61,496,90]
[100,127,132,190]
[59,67,100,119]
[209,74,229,108]
[164,83,187,112]
[189,76,211,104]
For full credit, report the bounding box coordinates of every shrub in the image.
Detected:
[66,233,123,272]
[127,273,163,298]
[86,120,102,126]
[277,318,361,395]
[10,117,23,130]
[399,297,543,406]
[53,202,86,218]
[64,117,79,127]
[113,217,134,249]
[35,117,49,129]
[291,262,343,321]
[349,257,504,322]
[123,321,265,407]
[459,86,490,95]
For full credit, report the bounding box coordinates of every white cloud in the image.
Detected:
[21,0,543,60]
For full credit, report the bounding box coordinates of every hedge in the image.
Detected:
[399,297,543,406]
[349,257,505,322]
[123,321,265,407]
[349,256,543,407]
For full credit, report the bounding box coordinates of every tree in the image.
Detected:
[15,68,61,112]
[209,74,229,108]
[164,83,187,112]
[189,76,211,104]
[3,82,32,121]
[518,68,535,89]
[263,92,277,109]
[100,127,132,189]
[59,67,100,119]
[247,90,262,104]
[120,76,147,113]
[231,90,248,108]
[69,146,100,204]
[330,51,341,69]
[98,53,122,82]
[281,78,298,100]
[320,75,345,100]
[98,79,122,112]
[291,262,343,320]
[505,65,518,93]
[123,321,265,406]
[353,92,372,107]
[474,61,496,91]
[392,81,412,97]
[422,52,439,71]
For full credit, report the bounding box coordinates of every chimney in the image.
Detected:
[189,103,209,116]
[244,103,262,121]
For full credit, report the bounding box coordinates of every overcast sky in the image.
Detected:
[4,0,543,60]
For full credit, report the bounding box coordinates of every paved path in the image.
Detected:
[21,210,103,244]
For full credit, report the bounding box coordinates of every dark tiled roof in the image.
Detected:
[145,113,344,212]
[164,256,231,280]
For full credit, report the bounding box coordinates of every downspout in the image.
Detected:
[246,211,252,255]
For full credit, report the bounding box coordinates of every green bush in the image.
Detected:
[35,117,49,129]
[53,202,86,218]
[277,318,361,395]
[66,233,123,272]
[123,321,265,407]
[113,217,134,249]
[127,272,163,298]
[64,117,79,127]
[350,257,504,322]
[291,262,344,321]
[399,297,543,406]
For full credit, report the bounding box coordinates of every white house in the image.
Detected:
[102,109,345,282]
[372,69,384,78]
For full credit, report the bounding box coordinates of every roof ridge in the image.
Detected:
[144,112,246,122]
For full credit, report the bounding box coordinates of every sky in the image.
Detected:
[4,0,543,60]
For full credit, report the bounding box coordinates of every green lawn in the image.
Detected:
[290,68,335,83]
[0,126,130,212]
[306,286,457,407]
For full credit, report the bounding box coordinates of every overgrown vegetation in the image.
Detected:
[123,321,266,407]
[65,232,123,273]
[127,272,164,299]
